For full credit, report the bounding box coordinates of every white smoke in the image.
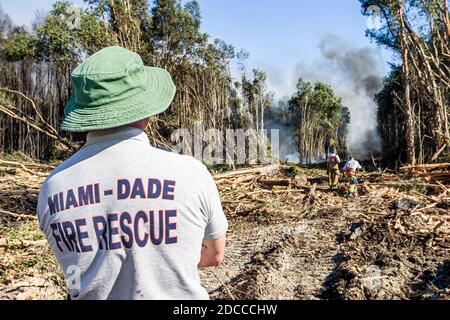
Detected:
[299,37,385,158]
[267,35,387,160]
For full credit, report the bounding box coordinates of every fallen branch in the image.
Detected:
[436,181,450,194]
[0,87,76,151]
[0,239,47,248]
[246,189,306,196]
[259,178,291,188]
[0,209,36,220]
[0,188,39,195]
[368,182,446,189]
[211,271,235,300]
[401,163,450,171]
[430,144,448,162]
[214,165,279,180]
[302,183,317,205]
[410,191,439,203]
[0,160,48,177]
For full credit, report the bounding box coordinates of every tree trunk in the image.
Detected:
[398,0,416,165]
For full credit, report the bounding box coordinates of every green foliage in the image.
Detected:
[207,39,235,68]
[34,0,79,63]
[309,82,343,128]
[360,0,399,51]
[269,200,281,211]
[34,0,116,65]
[3,28,36,61]
[3,223,44,248]
[77,13,116,55]
[340,106,351,125]
[283,164,303,178]
[289,77,348,162]
[151,0,207,66]
[361,0,450,166]
[0,0,271,161]
[396,179,429,195]
[0,221,64,291]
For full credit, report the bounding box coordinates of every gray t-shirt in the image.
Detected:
[37,126,228,300]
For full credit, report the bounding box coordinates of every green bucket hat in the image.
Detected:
[61,46,176,132]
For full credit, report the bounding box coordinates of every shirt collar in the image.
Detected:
[85,126,150,147]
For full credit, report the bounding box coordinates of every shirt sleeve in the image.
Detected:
[36,182,49,232]
[199,166,228,241]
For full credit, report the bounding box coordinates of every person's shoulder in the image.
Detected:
[150,148,209,174]
[41,148,88,189]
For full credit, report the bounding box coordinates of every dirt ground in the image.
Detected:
[0,157,449,300]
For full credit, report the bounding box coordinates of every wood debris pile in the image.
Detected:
[0,158,65,300]
[206,164,449,300]
[401,163,450,186]
[0,160,448,300]
[0,159,53,222]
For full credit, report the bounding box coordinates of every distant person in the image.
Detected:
[343,156,362,198]
[37,46,228,300]
[326,148,341,189]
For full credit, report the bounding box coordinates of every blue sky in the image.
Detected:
[199,0,392,97]
[200,1,382,63]
[0,0,392,97]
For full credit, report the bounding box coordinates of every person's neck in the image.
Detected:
[128,118,149,130]
[85,126,147,146]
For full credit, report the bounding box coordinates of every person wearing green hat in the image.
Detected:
[37,46,228,300]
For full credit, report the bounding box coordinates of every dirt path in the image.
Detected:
[199,192,364,299]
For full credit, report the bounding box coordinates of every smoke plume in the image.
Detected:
[266,35,387,161]
[264,112,299,163]
[301,36,385,158]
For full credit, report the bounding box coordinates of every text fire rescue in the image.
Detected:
[46,178,178,253]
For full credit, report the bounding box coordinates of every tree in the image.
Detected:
[3,27,36,61]
[360,0,450,165]
[0,0,242,160]
[289,78,347,163]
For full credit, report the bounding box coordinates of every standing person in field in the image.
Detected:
[326,147,341,189]
[343,156,363,198]
[37,46,228,300]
